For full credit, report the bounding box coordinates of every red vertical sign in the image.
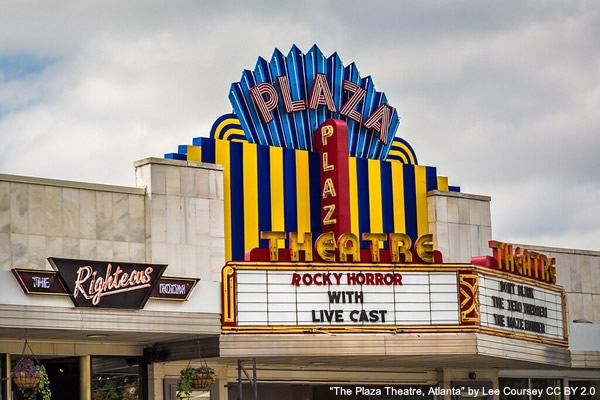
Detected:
[313,119,351,238]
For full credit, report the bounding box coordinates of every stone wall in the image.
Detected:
[427,190,493,263]
[0,174,146,270]
[134,158,225,282]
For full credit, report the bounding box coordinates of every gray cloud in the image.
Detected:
[0,0,598,251]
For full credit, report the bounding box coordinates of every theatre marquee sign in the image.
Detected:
[222,237,567,347]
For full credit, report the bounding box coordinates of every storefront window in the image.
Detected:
[92,356,142,400]
[531,379,562,400]
[568,381,599,400]
[499,378,529,400]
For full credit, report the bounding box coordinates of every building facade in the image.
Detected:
[1,44,599,400]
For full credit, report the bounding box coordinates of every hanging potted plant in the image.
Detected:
[177,365,216,398]
[11,358,52,400]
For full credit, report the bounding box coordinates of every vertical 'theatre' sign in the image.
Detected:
[313,119,351,237]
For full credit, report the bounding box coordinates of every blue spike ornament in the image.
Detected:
[228,44,402,160]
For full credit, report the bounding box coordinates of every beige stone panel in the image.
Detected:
[209,199,224,239]
[447,196,459,223]
[62,188,80,237]
[580,256,592,293]
[582,293,593,322]
[591,258,600,295]
[210,252,225,282]
[28,184,45,235]
[0,232,11,269]
[10,182,28,234]
[167,243,182,276]
[435,195,448,223]
[181,244,197,277]
[0,181,9,232]
[44,186,63,237]
[570,258,583,292]
[479,226,492,254]
[46,237,63,260]
[97,240,113,260]
[182,197,197,245]
[427,196,435,223]
[62,237,80,258]
[458,198,470,225]
[469,200,481,226]
[195,169,211,199]
[196,198,210,237]
[10,233,28,268]
[80,239,97,259]
[79,190,97,240]
[447,223,461,263]
[150,195,167,243]
[113,241,129,261]
[215,168,224,201]
[128,194,145,243]
[469,225,480,258]
[129,242,146,262]
[208,170,219,200]
[433,222,450,258]
[166,195,181,244]
[150,242,168,264]
[568,293,583,320]
[458,224,472,263]
[179,167,195,197]
[480,200,492,227]
[29,234,46,269]
[112,192,129,242]
[135,163,149,191]
[593,294,600,323]
[150,164,167,195]
[96,191,113,241]
[165,165,181,195]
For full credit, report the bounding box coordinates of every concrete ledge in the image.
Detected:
[0,173,145,195]
[134,157,224,171]
[427,190,491,202]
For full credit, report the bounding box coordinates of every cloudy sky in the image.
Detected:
[0,1,598,251]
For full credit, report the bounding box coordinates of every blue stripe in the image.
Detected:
[449,186,461,192]
[288,45,312,151]
[357,76,375,158]
[216,123,243,140]
[229,142,245,261]
[164,153,186,160]
[240,69,272,146]
[327,52,344,121]
[257,144,272,248]
[380,109,400,160]
[365,92,384,159]
[380,161,394,249]
[225,134,247,142]
[282,148,298,247]
[270,48,298,149]
[308,151,322,240]
[229,83,260,143]
[254,56,284,147]
[355,158,370,248]
[344,63,362,157]
[209,113,238,139]
[426,166,438,191]
[201,138,215,164]
[402,164,418,242]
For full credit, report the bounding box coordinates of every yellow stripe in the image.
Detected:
[437,176,449,191]
[186,145,202,162]
[348,157,359,237]
[222,128,246,141]
[214,118,240,139]
[415,165,428,236]
[270,146,285,248]
[368,160,383,239]
[391,162,405,233]
[295,150,311,234]
[243,143,259,253]
[215,140,231,261]
[389,146,415,164]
